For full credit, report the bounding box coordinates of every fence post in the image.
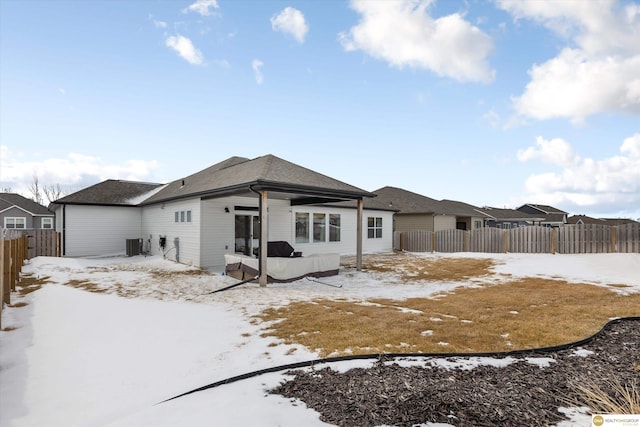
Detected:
[431,233,435,253]
[503,230,508,253]
[551,228,557,254]
[464,231,470,252]
[611,226,617,253]
[3,240,11,305]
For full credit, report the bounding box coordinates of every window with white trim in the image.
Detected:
[367,217,382,238]
[42,218,53,229]
[295,213,309,243]
[4,217,26,229]
[329,214,341,242]
[175,210,192,223]
[313,213,326,242]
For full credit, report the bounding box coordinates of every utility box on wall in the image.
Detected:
[126,238,142,256]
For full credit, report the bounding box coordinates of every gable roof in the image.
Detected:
[53,155,375,207]
[371,186,444,214]
[477,207,544,221]
[440,199,487,217]
[517,203,567,214]
[0,193,53,215]
[567,215,639,225]
[52,180,165,206]
[141,154,374,205]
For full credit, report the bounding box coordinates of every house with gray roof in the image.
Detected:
[517,203,568,227]
[50,155,394,277]
[475,207,544,228]
[0,193,55,230]
[371,186,486,232]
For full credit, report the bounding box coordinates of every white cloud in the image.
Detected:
[183,0,219,16]
[338,0,494,83]
[165,35,203,65]
[271,7,308,44]
[497,0,640,121]
[0,148,159,196]
[516,134,640,215]
[252,59,264,84]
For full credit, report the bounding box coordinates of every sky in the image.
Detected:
[0,0,639,219]
[1,253,638,426]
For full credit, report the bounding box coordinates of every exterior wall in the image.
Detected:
[141,199,201,266]
[60,205,142,256]
[394,214,435,232]
[291,206,393,257]
[434,215,457,231]
[200,196,261,269]
[0,206,54,229]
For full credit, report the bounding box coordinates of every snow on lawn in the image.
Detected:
[1,253,638,427]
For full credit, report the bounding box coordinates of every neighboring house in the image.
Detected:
[50,155,394,270]
[475,207,544,229]
[0,193,55,230]
[516,203,567,227]
[567,215,639,226]
[370,186,486,232]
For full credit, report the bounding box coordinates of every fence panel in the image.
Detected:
[469,228,504,253]
[395,230,434,252]
[434,229,465,252]
[557,224,612,254]
[509,226,552,253]
[617,223,640,253]
[23,229,60,258]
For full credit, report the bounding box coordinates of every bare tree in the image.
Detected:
[43,184,65,203]
[28,174,43,204]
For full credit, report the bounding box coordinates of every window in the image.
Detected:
[368,217,382,239]
[295,213,309,243]
[5,217,26,229]
[474,220,482,229]
[502,222,512,229]
[313,213,326,243]
[175,210,192,223]
[42,218,53,229]
[329,214,341,242]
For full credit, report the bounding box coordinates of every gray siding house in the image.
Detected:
[475,207,544,228]
[517,204,568,227]
[0,193,55,230]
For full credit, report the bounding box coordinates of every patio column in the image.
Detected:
[356,198,363,271]
[259,190,268,286]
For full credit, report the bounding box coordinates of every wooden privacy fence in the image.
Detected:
[395,223,640,254]
[1,229,60,329]
[1,230,29,329]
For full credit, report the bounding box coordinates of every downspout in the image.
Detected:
[62,204,66,256]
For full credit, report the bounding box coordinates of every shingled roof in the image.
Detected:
[52,155,375,207]
[52,180,165,206]
[476,207,544,221]
[0,193,53,215]
[140,155,374,205]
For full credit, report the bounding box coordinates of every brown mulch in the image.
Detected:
[270,318,640,427]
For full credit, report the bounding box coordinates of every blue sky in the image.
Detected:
[1,0,639,219]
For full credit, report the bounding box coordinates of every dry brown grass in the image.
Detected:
[257,278,640,357]
[574,378,640,415]
[342,254,496,282]
[64,279,108,293]
[16,273,52,295]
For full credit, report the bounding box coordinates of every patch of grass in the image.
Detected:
[65,279,107,293]
[16,273,52,295]
[9,302,28,308]
[257,279,640,357]
[342,253,496,282]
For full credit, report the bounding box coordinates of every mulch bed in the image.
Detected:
[270,318,640,427]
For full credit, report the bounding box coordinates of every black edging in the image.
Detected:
[157,316,640,405]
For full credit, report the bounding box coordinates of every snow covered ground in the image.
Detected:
[1,252,638,427]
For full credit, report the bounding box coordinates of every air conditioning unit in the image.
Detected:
[126,238,142,256]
